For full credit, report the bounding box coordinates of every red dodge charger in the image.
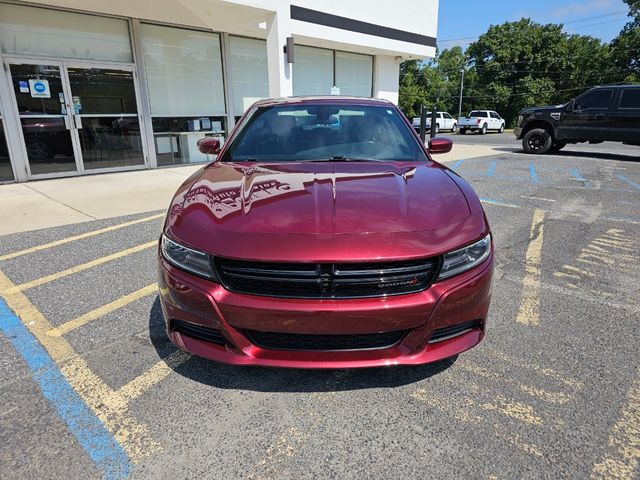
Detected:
[158,97,493,369]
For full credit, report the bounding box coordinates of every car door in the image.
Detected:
[558,88,614,141]
[442,113,453,130]
[489,112,500,129]
[609,87,640,142]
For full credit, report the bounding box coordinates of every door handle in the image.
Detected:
[74,115,83,129]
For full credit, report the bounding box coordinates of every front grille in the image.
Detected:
[428,320,481,343]
[246,330,408,351]
[172,319,225,345]
[215,257,439,299]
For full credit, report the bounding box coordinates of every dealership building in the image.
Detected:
[0,0,437,182]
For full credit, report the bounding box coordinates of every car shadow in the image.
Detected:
[491,147,640,162]
[148,296,457,393]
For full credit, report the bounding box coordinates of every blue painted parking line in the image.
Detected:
[617,174,640,191]
[451,159,465,170]
[486,161,497,177]
[0,297,130,480]
[479,197,522,208]
[570,168,586,182]
[529,163,541,185]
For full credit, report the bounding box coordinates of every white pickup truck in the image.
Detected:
[412,112,458,134]
[458,110,505,135]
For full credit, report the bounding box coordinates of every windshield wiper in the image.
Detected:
[308,156,386,163]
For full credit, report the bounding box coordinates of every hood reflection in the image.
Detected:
[183,162,417,221]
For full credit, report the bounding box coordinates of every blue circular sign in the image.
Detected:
[33,82,46,93]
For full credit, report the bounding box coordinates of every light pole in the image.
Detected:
[458,67,465,121]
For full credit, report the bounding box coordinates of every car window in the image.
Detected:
[469,111,487,117]
[575,89,613,110]
[225,104,429,163]
[490,112,499,119]
[443,113,452,119]
[619,88,640,109]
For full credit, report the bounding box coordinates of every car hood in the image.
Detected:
[166,161,479,260]
[520,104,567,114]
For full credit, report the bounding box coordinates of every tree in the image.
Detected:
[465,19,611,126]
[610,0,640,82]
[398,14,635,126]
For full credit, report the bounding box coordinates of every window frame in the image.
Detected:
[618,88,640,110]
[574,88,614,111]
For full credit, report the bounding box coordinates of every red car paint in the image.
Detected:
[158,97,493,369]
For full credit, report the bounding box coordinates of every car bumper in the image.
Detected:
[158,252,493,369]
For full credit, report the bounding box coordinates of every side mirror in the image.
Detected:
[197,137,221,155]
[428,137,453,154]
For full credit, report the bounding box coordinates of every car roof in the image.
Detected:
[591,84,640,89]
[251,96,394,108]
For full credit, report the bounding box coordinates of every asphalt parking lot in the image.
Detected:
[1,144,639,479]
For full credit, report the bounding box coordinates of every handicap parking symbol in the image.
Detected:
[29,79,51,98]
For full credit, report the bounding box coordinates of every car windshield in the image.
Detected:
[223,103,428,163]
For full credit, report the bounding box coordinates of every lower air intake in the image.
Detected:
[246,330,408,351]
[172,319,225,345]
[429,320,481,343]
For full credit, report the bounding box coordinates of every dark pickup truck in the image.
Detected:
[515,85,640,154]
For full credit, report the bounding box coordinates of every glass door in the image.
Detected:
[66,65,145,170]
[8,61,80,176]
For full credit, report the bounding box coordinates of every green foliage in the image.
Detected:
[610,0,640,82]
[399,11,638,126]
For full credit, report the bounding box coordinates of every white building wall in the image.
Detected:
[373,56,402,105]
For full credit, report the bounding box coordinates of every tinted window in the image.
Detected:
[575,89,613,109]
[469,111,487,117]
[225,104,429,162]
[490,112,499,119]
[620,88,640,109]
[443,113,452,119]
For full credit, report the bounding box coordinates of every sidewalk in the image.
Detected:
[0,143,499,236]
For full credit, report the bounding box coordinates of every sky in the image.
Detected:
[437,0,631,50]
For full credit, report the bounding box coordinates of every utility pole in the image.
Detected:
[458,67,465,121]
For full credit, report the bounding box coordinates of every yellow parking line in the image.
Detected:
[516,209,545,326]
[0,268,159,460]
[591,370,640,480]
[115,350,191,403]
[48,283,158,337]
[2,241,157,295]
[247,426,309,480]
[0,213,164,262]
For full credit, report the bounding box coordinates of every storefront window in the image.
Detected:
[229,36,268,116]
[293,46,373,97]
[0,3,132,62]
[293,46,334,96]
[335,51,373,97]
[140,24,226,165]
[0,119,14,182]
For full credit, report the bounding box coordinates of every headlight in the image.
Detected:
[437,234,491,280]
[161,234,217,280]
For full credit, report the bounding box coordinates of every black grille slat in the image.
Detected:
[215,257,438,299]
[429,320,481,343]
[247,330,408,351]
[172,320,225,345]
